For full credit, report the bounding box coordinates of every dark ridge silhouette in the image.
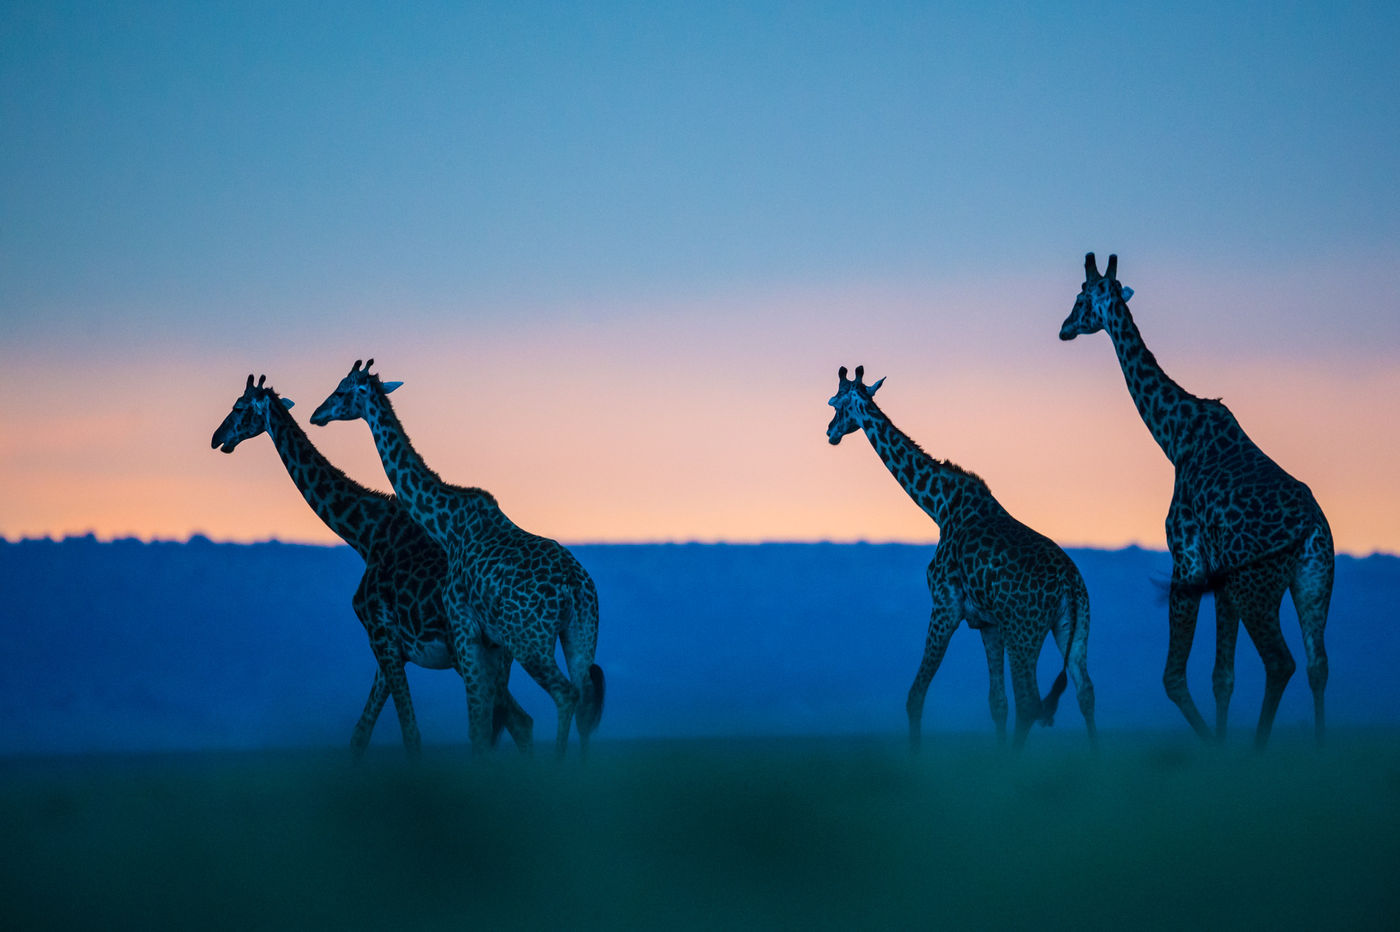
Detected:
[1,539,1397,755]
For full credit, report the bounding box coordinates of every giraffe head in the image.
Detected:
[826,365,884,445]
[211,374,294,453]
[309,358,402,426]
[1059,252,1134,341]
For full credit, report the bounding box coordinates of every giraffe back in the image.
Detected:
[1171,400,1327,576]
[935,495,1085,635]
[443,513,594,652]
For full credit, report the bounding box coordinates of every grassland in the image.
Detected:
[4,731,1398,930]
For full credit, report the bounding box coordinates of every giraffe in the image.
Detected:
[827,366,1096,749]
[1060,253,1334,747]
[309,359,605,758]
[211,373,534,759]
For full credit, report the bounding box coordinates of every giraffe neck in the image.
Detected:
[264,399,388,557]
[856,397,989,530]
[360,387,464,546]
[1101,295,1197,463]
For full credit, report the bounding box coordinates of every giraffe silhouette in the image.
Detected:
[828,366,1096,749]
[1060,253,1333,747]
[212,374,533,758]
[310,360,604,758]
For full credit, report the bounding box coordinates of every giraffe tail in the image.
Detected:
[490,703,509,747]
[576,664,606,737]
[1040,670,1069,726]
[1155,534,1318,603]
[1153,569,1230,603]
[1041,578,1089,727]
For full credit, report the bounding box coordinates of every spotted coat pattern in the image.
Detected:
[828,366,1096,749]
[1060,253,1333,747]
[311,361,605,758]
[211,375,534,758]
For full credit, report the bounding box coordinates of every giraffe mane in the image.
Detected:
[913,443,986,486]
[862,392,988,488]
[889,420,987,487]
[457,486,499,508]
[369,387,501,510]
[262,388,391,495]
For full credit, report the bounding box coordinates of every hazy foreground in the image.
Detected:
[5,731,1398,930]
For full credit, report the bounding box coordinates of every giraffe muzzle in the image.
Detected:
[211,427,239,453]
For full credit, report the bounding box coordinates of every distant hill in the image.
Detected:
[2,537,1397,755]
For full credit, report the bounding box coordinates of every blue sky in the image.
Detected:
[3,2,1398,549]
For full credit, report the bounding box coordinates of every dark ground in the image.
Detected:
[4,730,1398,931]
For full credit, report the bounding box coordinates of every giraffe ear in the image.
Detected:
[281,398,295,410]
[381,381,403,394]
[1120,286,1133,302]
[867,377,884,396]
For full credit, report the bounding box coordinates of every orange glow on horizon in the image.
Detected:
[5,292,1397,557]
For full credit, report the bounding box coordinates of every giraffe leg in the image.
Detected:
[1211,591,1240,744]
[1007,647,1043,749]
[365,605,422,759]
[906,598,960,752]
[378,656,421,759]
[1164,581,1212,741]
[443,591,507,755]
[1292,524,1334,746]
[351,669,390,762]
[516,653,580,760]
[558,642,600,761]
[350,584,409,760]
[1238,600,1295,750]
[1226,559,1296,750]
[1300,623,1329,747]
[453,639,500,755]
[560,581,604,760]
[979,626,1008,744]
[1298,622,1329,747]
[1066,657,1097,750]
[490,655,534,753]
[1052,582,1097,748]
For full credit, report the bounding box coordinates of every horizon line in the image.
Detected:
[4,532,1396,560]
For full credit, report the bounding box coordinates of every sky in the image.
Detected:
[3,1,1398,553]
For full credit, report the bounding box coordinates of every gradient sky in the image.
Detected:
[3,2,1398,553]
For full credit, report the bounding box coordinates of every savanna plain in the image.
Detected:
[4,731,1398,931]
